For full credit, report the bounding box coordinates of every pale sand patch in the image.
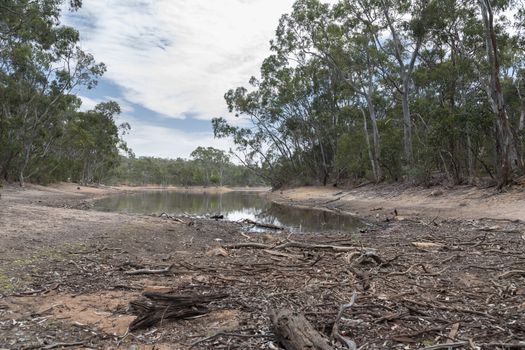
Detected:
[4,291,135,335]
[271,185,525,221]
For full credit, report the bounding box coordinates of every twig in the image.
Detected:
[223,243,272,249]
[332,291,358,350]
[42,342,85,349]
[13,284,59,297]
[481,343,525,349]
[419,342,468,350]
[241,219,284,230]
[274,241,360,252]
[125,264,174,275]
[189,332,273,348]
[498,270,525,279]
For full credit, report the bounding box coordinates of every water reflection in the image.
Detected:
[92,191,361,233]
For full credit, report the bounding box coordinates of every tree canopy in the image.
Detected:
[214,0,525,189]
[0,0,128,185]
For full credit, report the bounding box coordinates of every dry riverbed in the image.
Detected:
[0,183,524,349]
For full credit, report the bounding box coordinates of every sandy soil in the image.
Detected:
[0,183,524,349]
[270,184,525,222]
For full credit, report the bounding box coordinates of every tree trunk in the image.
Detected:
[367,95,383,181]
[361,109,377,181]
[479,0,519,187]
[402,79,413,166]
[269,308,334,350]
[518,106,525,132]
[466,125,475,184]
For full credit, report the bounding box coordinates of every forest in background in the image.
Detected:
[0,1,263,188]
[214,0,525,189]
[3,0,525,190]
[106,148,265,187]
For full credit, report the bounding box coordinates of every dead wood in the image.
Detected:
[332,291,358,350]
[270,308,334,350]
[241,219,284,230]
[189,332,273,348]
[419,342,468,350]
[13,284,59,297]
[480,343,525,349]
[354,251,385,265]
[223,242,273,249]
[223,241,360,252]
[42,342,86,349]
[498,270,525,279]
[129,292,227,331]
[125,263,174,275]
[274,241,359,252]
[159,212,185,223]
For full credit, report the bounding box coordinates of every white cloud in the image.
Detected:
[78,95,100,111]
[121,116,235,159]
[79,95,134,114]
[66,0,304,120]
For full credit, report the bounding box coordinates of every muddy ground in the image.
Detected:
[0,183,524,349]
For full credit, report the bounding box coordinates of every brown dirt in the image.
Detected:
[1,183,524,349]
[271,184,525,222]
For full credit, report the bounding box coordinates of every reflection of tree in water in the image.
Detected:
[256,203,361,233]
[94,191,268,215]
[94,192,361,233]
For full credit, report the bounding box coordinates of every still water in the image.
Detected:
[92,191,362,233]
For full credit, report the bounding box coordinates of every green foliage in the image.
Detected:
[104,149,266,187]
[0,0,123,185]
[213,0,525,187]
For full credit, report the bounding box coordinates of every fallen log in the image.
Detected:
[274,241,359,252]
[223,241,361,253]
[129,292,228,331]
[159,212,185,223]
[223,242,272,249]
[269,308,334,350]
[241,219,284,230]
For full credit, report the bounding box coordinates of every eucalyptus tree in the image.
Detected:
[475,0,522,187]
[190,147,230,186]
[271,0,380,180]
[0,0,105,185]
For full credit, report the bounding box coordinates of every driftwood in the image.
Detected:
[42,342,85,350]
[241,219,284,230]
[274,242,359,252]
[125,263,174,275]
[223,241,360,253]
[159,212,185,223]
[190,332,273,348]
[332,291,357,350]
[129,292,227,331]
[420,342,468,350]
[270,308,334,350]
[498,270,525,279]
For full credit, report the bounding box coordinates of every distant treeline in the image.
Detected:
[105,149,266,187]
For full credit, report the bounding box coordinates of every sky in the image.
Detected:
[62,0,311,160]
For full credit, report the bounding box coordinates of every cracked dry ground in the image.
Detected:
[1,201,525,349]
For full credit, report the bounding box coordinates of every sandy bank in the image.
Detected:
[271,184,525,222]
[1,183,525,349]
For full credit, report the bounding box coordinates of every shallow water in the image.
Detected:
[92,191,362,233]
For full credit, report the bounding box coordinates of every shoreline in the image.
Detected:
[1,183,524,349]
[269,184,525,222]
